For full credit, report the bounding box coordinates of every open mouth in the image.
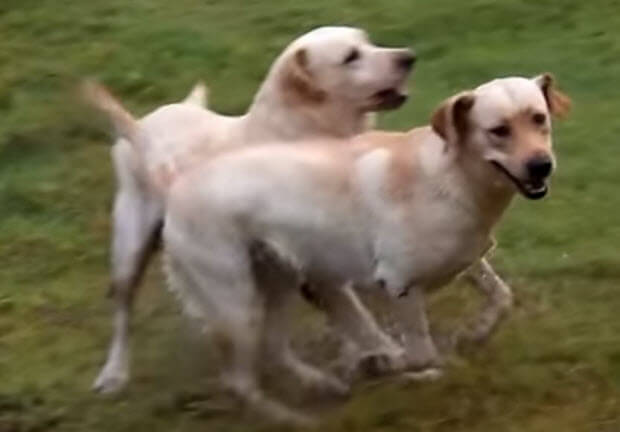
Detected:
[372,88,408,110]
[490,161,548,200]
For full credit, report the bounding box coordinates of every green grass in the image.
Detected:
[2,0,620,430]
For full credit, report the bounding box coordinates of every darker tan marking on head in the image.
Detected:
[281,48,327,104]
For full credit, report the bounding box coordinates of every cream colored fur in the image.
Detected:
[162,75,569,424]
[88,26,414,395]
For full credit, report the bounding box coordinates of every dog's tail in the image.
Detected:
[182,81,209,107]
[82,80,148,153]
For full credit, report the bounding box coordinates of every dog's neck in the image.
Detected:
[245,83,371,141]
[417,130,516,232]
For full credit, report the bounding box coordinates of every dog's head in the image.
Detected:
[431,74,571,200]
[274,26,415,111]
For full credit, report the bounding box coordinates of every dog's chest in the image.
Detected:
[415,228,487,287]
[391,200,490,288]
[355,147,491,287]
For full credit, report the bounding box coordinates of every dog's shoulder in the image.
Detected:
[349,129,431,203]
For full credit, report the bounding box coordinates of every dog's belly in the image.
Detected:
[261,225,374,285]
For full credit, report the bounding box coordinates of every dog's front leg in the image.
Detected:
[355,283,441,377]
[451,257,514,349]
[311,282,406,379]
[388,286,441,370]
[349,261,441,377]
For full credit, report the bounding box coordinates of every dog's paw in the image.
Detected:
[92,367,128,394]
[290,363,351,398]
[357,350,406,378]
[318,375,350,398]
[400,367,444,383]
[401,337,444,371]
[403,351,444,372]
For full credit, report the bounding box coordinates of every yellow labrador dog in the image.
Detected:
[157,75,569,423]
[89,26,414,394]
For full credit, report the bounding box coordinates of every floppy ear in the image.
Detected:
[281,48,326,104]
[431,92,475,145]
[533,73,571,118]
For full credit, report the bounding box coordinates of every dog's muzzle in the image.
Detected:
[372,88,408,110]
[491,160,551,200]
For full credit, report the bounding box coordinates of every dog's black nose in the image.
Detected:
[397,52,416,70]
[526,157,553,179]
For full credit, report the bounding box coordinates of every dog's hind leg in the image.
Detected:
[164,223,314,426]
[222,302,314,427]
[451,257,513,349]
[257,260,349,397]
[93,184,162,394]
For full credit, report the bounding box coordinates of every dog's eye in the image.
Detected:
[532,112,547,126]
[343,48,361,65]
[489,125,511,138]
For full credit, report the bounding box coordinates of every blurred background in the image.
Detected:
[1,0,620,430]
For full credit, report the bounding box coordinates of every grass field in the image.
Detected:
[2,0,620,430]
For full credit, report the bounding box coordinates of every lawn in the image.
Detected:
[1,0,620,431]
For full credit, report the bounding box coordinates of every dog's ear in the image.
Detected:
[533,73,571,118]
[431,92,475,144]
[281,48,326,104]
